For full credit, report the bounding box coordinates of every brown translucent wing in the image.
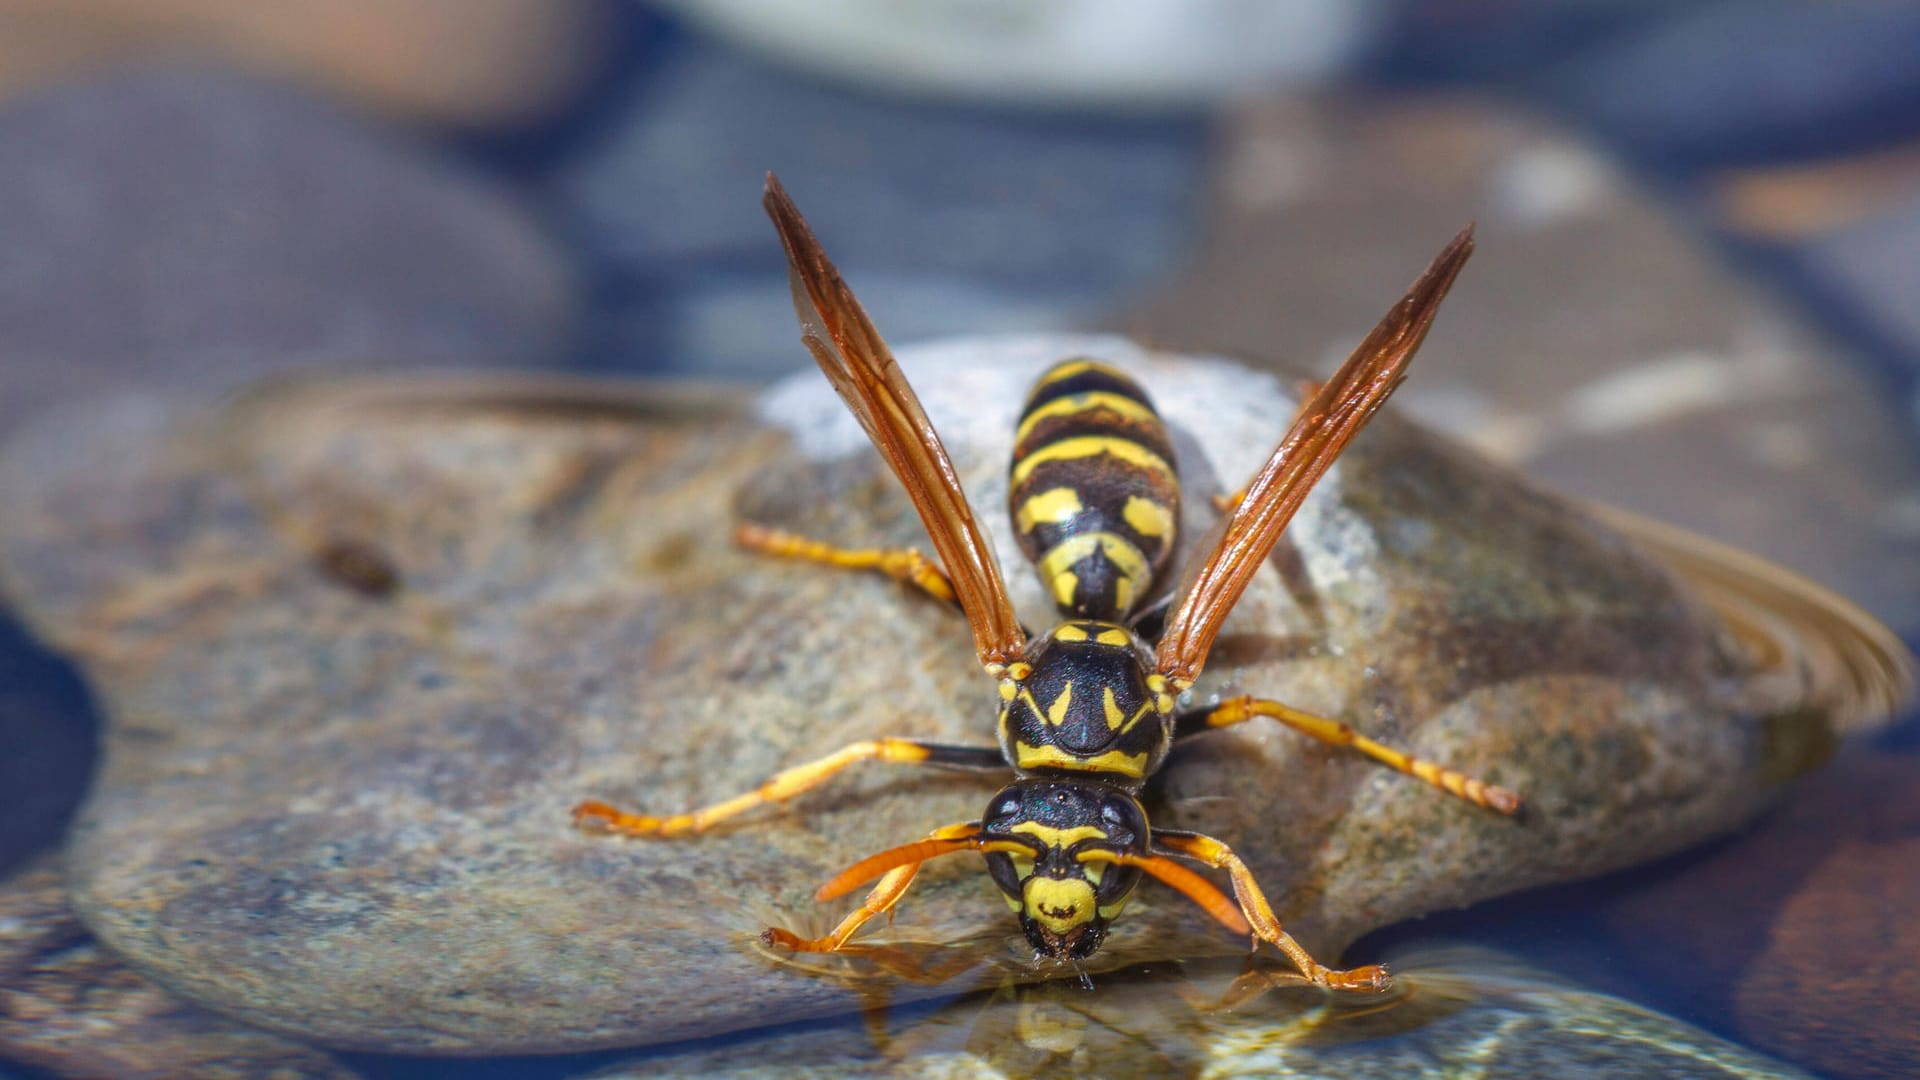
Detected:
[763,174,1028,671]
[1586,502,1916,734]
[1155,226,1475,687]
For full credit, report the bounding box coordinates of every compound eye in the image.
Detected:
[987,792,1023,825]
[1099,798,1141,840]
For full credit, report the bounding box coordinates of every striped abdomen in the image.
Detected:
[1008,360,1180,621]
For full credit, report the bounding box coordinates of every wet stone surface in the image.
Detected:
[0,345,1876,1054]
[0,856,352,1079]
[596,947,1813,1079]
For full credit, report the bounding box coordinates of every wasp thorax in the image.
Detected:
[996,622,1173,785]
[979,779,1149,959]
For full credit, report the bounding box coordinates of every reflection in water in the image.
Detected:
[628,942,1811,1078]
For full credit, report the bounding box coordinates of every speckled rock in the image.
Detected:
[0,856,352,1079]
[593,947,1814,1079]
[0,342,1896,1054]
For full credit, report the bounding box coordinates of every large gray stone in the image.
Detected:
[0,343,1898,1053]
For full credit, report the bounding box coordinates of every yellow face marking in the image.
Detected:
[1122,494,1175,539]
[1023,876,1098,935]
[1046,682,1073,726]
[1014,487,1084,534]
[1103,687,1126,730]
[1015,742,1149,778]
[1010,436,1174,487]
[1051,624,1088,643]
[1095,626,1132,647]
[1097,898,1130,919]
[1012,822,1108,848]
[1015,391,1160,445]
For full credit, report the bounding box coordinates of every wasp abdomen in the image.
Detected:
[1008,360,1180,621]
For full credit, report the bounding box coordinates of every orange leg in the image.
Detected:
[764,822,983,952]
[735,521,958,608]
[1181,696,1522,815]
[573,738,1004,838]
[1151,829,1389,992]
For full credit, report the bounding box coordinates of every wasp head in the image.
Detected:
[980,779,1149,960]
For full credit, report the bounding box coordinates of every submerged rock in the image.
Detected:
[0,341,1901,1053]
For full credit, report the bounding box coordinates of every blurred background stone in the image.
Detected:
[0,66,581,440]
[553,37,1207,379]
[655,0,1378,109]
[0,0,617,130]
[1122,96,1920,636]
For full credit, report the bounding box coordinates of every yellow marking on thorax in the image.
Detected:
[1015,742,1148,778]
[1103,687,1126,730]
[1010,436,1174,487]
[1015,487,1084,534]
[1095,626,1132,647]
[1046,683,1073,725]
[1146,673,1175,715]
[1018,689,1045,722]
[1122,495,1175,539]
[1015,391,1160,444]
[1012,822,1108,848]
[998,680,1018,701]
[1051,624,1088,643]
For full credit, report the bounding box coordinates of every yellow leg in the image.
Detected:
[573,738,1000,838]
[1192,696,1522,815]
[764,822,979,952]
[1153,830,1389,993]
[735,521,957,607]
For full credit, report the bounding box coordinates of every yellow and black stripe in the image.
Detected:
[1008,360,1181,621]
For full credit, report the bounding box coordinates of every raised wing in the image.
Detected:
[1588,502,1915,734]
[763,174,1029,672]
[1154,226,1475,687]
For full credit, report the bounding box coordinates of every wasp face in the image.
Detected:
[979,780,1149,960]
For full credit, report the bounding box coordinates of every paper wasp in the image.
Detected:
[575,173,1520,991]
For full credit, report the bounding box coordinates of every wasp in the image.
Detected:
[574,174,1520,991]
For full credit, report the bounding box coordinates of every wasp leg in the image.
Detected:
[1151,829,1390,993]
[1212,379,1322,512]
[735,521,961,612]
[764,821,981,952]
[1175,696,1521,815]
[573,740,1005,838]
